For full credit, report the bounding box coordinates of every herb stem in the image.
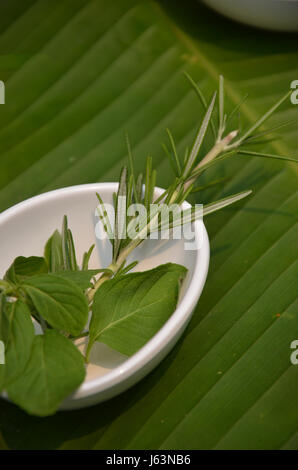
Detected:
[0,280,14,294]
[87,270,114,302]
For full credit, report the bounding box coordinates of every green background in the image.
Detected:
[0,0,297,449]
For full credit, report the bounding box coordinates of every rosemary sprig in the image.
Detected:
[87,74,297,302]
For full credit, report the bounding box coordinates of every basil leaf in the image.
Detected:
[6,329,86,416]
[22,274,89,336]
[87,263,187,358]
[54,269,101,290]
[44,230,63,273]
[0,299,35,390]
[4,256,48,284]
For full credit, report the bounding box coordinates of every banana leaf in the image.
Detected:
[0,0,297,450]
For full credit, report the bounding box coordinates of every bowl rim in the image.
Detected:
[0,183,210,401]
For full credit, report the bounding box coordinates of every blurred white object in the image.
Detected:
[202,0,298,32]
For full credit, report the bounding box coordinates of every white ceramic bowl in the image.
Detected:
[202,0,298,32]
[0,183,209,409]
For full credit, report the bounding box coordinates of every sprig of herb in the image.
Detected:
[87,76,296,302]
[0,75,297,416]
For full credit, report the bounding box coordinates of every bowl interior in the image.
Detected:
[0,184,202,398]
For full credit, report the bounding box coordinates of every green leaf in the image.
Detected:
[87,263,187,358]
[116,260,139,277]
[44,230,63,273]
[155,190,252,231]
[183,71,217,138]
[0,0,297,451]
[238,149,298,163]
[125,133,139,204]
[113,166,127,262]
[67,228,79,271]
[183,91,217,177]
[4,256,48,284]
[244,116,298,142]
[202,190,252,217]
[144,156,153,211]
[191,176,229,193]
[166,128,181,175]
[235,90,292,145]
[96,192,114,243]
[136,173,144,204]
[21,274,89,336]
[82,244,95,271]
[54,269,103,290]
[0,300,34,390]
[218,75,224,135]
[162,141,179,176]
[6,329,86,417]
[61,216,71,271]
